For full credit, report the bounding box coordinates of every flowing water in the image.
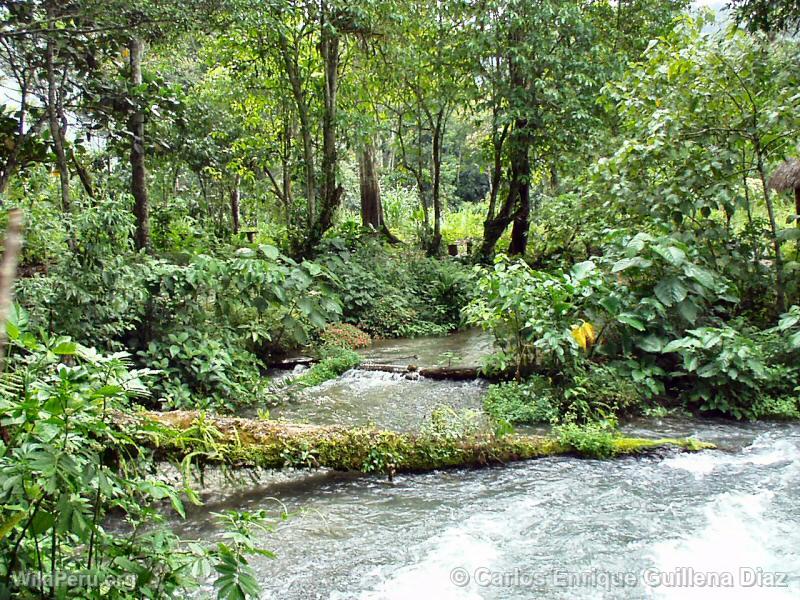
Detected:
[357,328,493,369]
[176,333,800,599]
[269,370,487,431]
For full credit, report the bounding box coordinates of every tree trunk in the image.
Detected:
[755,139,785,314]
[282,111,294,228]
[303,10,343,254]
[428,110,444,256]
[46,5,70,213]
[795,186,800,254]
[128,37,150,252]
[479,25,530,262]
[508,184,530,255]
[487,122,509,221]
[122,411,714,476]
[479,118,530,262]
[230,175,240,235]
[318,16,342,232]
[359,142,383,230]
[70,149,94,199]
[416,116,429,230]
[0,209,23,372]
[278,34,315,228]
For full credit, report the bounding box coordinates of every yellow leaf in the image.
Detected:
[581,322,596,346]
[571,322,596,352]
[571,324,587,351]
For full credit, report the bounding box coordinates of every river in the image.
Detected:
[173,347,800,599]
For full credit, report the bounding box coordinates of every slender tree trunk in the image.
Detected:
[428,110,444,256]
[303,9,343,254]
[795,187,800,254]
[319,15,341,222]
[282,111,294,228]
[128,37,150,252]
[0,209,23,372]
[70,149,94,199]
[755,139,785,314]
[230,174,241,235]
[415,115,429,229]
[487,123,508,221]
[278,34,315,227]
[46,5,70,213]
[508,178,530,256]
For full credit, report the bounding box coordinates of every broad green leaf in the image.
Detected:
[654,277,688,307]
[638,335,667,353]
[652,245,686,266]
[617,313,646,331]
[53,341,78,355]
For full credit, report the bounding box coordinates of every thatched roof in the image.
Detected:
[769,158,800,192]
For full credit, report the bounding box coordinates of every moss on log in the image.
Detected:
[357,363,481,380]
[122,410,715,476]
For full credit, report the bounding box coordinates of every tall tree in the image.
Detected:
[128,36,150,250]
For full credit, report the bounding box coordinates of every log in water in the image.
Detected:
[123,410,714,475]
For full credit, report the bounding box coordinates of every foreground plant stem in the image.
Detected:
[123,411,715,475]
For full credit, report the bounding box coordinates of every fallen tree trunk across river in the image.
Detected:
[121,411,716,476]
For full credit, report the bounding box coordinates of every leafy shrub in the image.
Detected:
[465,256,596,377]
[586,232,739,358]
[777,305,800,350]
[319,238,472,338]
[421,406,485,442]
[15,196,150,348]
[562,362,646,421]
[0,309,270,599]
[553,420,619,459]
[141,326,273,411]
[751,396,800,421]
[483,378,559,425]
[661,325,777,419]
[319,323,371,349]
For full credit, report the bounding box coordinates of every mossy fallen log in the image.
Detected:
[121,411,716,476]
[357,363,481,380]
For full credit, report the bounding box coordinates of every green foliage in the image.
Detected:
[465,256,596,377]
[141,326,273,411]
[562,363,646,421]
[0,307,270,599]
[597,19,800,313]
[483,379,559,425]
[662,325,792,419]
[293,346,361,389]
[418,406,487,463]
[320,238,472,338]
[751,395,800,420]
[18,224,342,411]
[15,196,148,347]
[778,305,800,349]
[553,420,620,459]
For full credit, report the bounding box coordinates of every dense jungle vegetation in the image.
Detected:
[1,0,800,597]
